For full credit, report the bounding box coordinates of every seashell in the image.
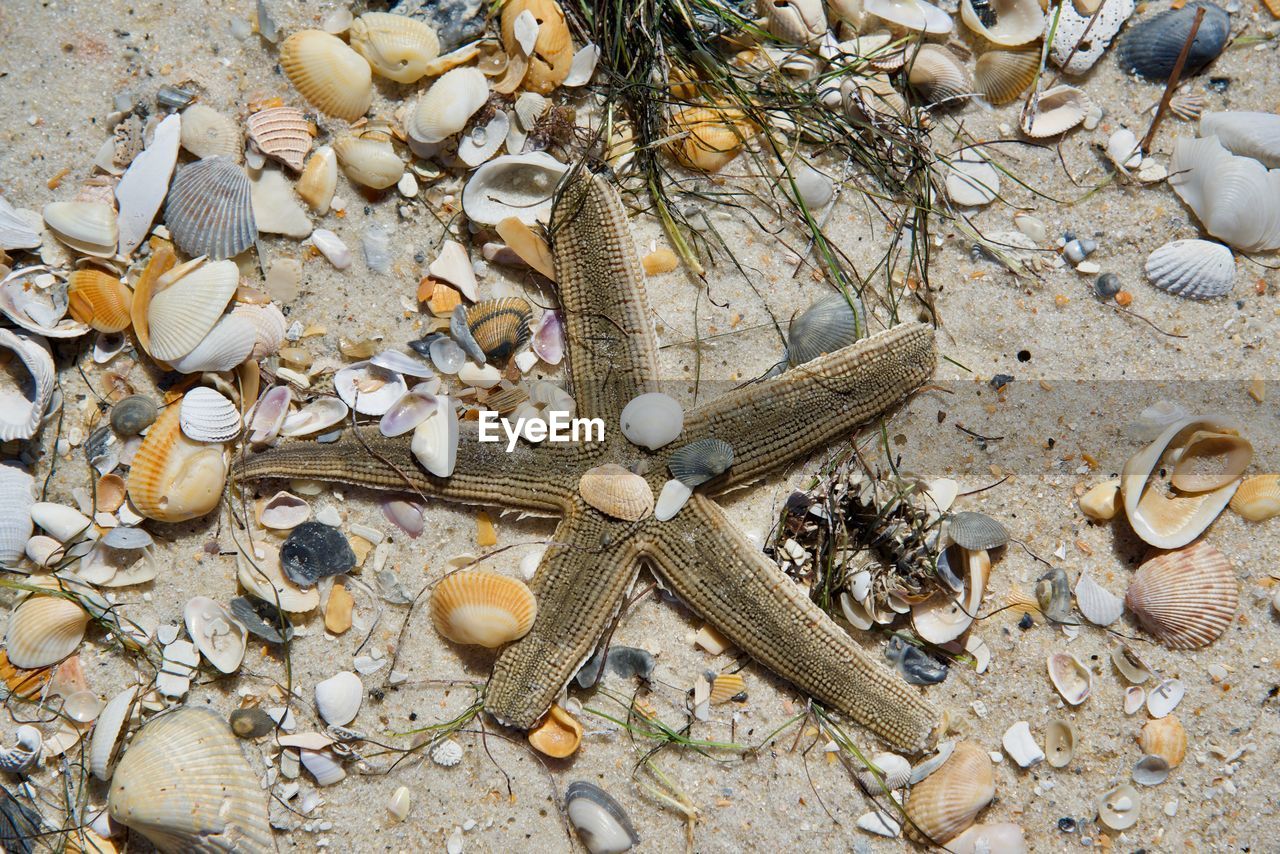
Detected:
[907,45,972,106]
[299,747,346,786]
[1074,572,1124,627]
[146,257,239,361]
[527,704,582,758]
[280,29,372,121]
[904,741,995,844]
[1045,720,1075,768]
[667,106,756,173]
[1200,111,1280,169]
[947,511,1008,551]
[179,387,241,443]
[315,671,363,726]
[281,397,349,437]
[349,13,439,84]
[430,739,462,767]
[786,293,863,366]
[407,67,489,144]
[974,49,1039,106]
[0,725,42,773]
[565,781,641,853]
[1168,135,1280,253]
[1118,1,1230,82]
[1144,239,1234,300]
[1230,474,1280,521]
[1079,478,1121,520]
[1147,677,1185,718]
[619,392,683,450]
[429,570,536,647]
[229,707,276,739]
[457,111,510,167]
[332,134,404,190]
[5,592,88,669]
[0,464,34,565]
[89,686,137,781]
[461,297,532,363]
[960,0,1043,45]
[115,113,182,256]
[579,463,654,521]
[237,540,320,612]
[1021,86,1090,138]
[231,595,295,645]
[297,146,338,214]
[912,547,989,644]
[67,269,133,333]
[1132,754,1170,786]
[945,158,1000,207]
[865,0,954,33]
[180,104,241,161]
[334,360,408,416]
[1097,783,1141,831]
[0,194,41,251]
[411,395,459,477]
[1121,416,1250,548]
[855,752,912,793]
[1111,643,1153,684]
[183,596,248,674]
[169,314,257,374]
[101,525,151,549]
[247,106,311,172]
[1001,721,1044,768]
[126,402,227,523]
[1047,652,1091,705]
[1125,541,1236,650]
[564,43,600,87]
[164,157,256,260]
[42,201,118,258]
[758,0,826,44]
[500,0,574,94]
[654,478,693,521]
[257,491,311,530]
[231,302,286,360]
[1124,685,1147,714]
[380,386,440,437]
[1051,0,1134,73]
[248,166,309,238]
[668,438,734,487]
[856,812,900,837]
[514,92,550,130]
[280,522,355,586]
[0,328,55,441]
[110,394,158,437]
[311,227,352,269]
[462,152,570,226]
[108,707,273,851]
[1139,715,1186,768]
[431,240,479,300]
[947,823,1028,854]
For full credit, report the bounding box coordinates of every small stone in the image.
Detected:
[1063,238,1097,265]
[325,583,354,634]
[397,172,419,198]
[1115,291,1133,307]
[280,521,356,586]
[1094,273,1121,298]
[1079,479,1121,520]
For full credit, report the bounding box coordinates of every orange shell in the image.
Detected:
[667,106,757,173]
[130,241,176,357]
[125,403,227,523]
[1139,715,1187,768]
[500,0,574,94]
[68,269,134,333]
[428,570,536,648]
[0,650,51,700]
[1125,541,1238,650]
[1229,473,1280,522]
[904,741,995,844]
[710,672,747,704]
[527,704,582,758]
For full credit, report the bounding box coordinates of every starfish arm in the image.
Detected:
[676,322,935,489]
[232,425,579,514]
[485,505,643,729]
[550,170,662,424]
[645,494,941,753]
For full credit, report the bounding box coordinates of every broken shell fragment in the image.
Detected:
[297,146,338,214]
[579,464,654,522]
[335,361,408,416]
[183,596,248,674]
[247,106,312,172]
[90,686,138,781]
[528,704,582,758]
[565,781,641,854]
[1139,715,1186,768]
[1021,86,1090,138]
[1044,720,1075,768]
[1047,652,1091,705]
[349,12,440,84]
[1125,541,1237,650]
[410,395,459,477]
[1079,479,1121,520]
[180,104,241,161]
[1074,572,1124,627]
[429,570,537,647]
[1001,721,1044,768]
[854,751,912,793]
[904,741,995,844]
[280,29,373,121]
[961,0,1044,45]
[0,328,55,441]
[230,706,276,739]
[1111,643,1154,684]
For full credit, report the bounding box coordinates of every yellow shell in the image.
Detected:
[1230,474,1280,521]
[904,741,995,844]
[280,29,373,122]
[973,50,1040,106]
[527,704,582,757]
[1125,541,1237,650]
[129,239,175,357]
[1139,715,1187,768]
[297,146,338,214]
[68,269,133,333]
[667,106,756,173]
[126,403,228,523]
[579,463,655,521]
[500,0,574,94]
[428,570,537,648]
[710,672,747,704]
[495,217,556,280]
[349,12,440,84]
[4,593,89,669]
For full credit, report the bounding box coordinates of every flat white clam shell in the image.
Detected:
[0,328,56,441]
[1199,111,1280,168]
[564,44,601,86]
[168,314,257,374]
[281,397,350,437]
[179,387,242,442]
[1144,239,1234,299]
[457,111,510,167]
[315,671,363,726]
[408,67,489,144]
[43,201,118,258]
[236,540,319,612]
[461,152,571,226]
[301,747,347,785]
[115,113,181,256]
[335,361,408,415]
[946,158,1000,206]
[654,478,693,521]
[1074,572,1124,626]
[1047,652,1091,705]
[1146,678,1185,718]
[184,595,248,674]
[619,392,683,450]
[870,0,954,34]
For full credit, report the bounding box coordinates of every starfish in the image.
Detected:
[236,171,943,752]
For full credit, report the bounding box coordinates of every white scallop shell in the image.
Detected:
[411,395,459,477]
[0,463,34,564]
[1001,721,1044,768]
[315,671,363,726]
[0,194,42,250]
[1169,135,1280,253]
[42,201,118,258]
[1074,572,1124,626]
[1020,86,1090,138]
[1143,239,1234,300]
[335,361,408,416]
[457,111,510,168]
[180,104,242,161]
[281,397,350,437]
[179,387,242,442]
[90,686,138,781]
[0,328,55,441]
[619,392,683,450]
[184,596,248,674]
[168,313,257,374]
[231,302,287,359]
[461,152,571,226]
[407,67,489,144]
[115,113,181,256]
[146,258,239,361]
[1199,111,1280,168]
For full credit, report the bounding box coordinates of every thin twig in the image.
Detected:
[1140,6,1207,153]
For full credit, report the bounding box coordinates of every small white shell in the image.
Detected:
[179,387,242,442]
[0,194,42,250]
[281,398,350,437]
[429,240,478,301]
[333,135,404,190]
[461,152,571,226]
[249,166,311,238]
[1044,720,1075,768]
[157,639,199,697]
[867,0,954,34]
[654,478,693,521]
[946,158,1000,207]
[335,361,408,415]
[1124,685,1147,715]
[619,392,683,450]
[0,328,55,441]
[31,501,95,544]
[1146,678,1185,718]
[854,751,912,793]
[1021,86,1091,138]
[457,111,510,167]
[431,739,463,767]
[168,314,257,374]
[411,396,459,477]
[237,540,320,612]
[183,596,249,674]
[42,201,118,258]
[1097,783,1141,831]
[960,0,1041,44]
[311,228,353,270]
[1144,239,1234,299]
[115,114,182,256]
[1074,572,1124,626]
[1047,652,1091,705]
[0,725,42,773]
[300,747,346,786]
[298,146,338,214]
[1132,754,1170,786]
[180,105,242,161]
[1001,721,1044,768]
[563,43,600,87]
[408,67,489,144]
[89,686,137,781]
[259,491,311,530]
[0,464,34,564]
[315,671,363,726]
[231,302,287,359]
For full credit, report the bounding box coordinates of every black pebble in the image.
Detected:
[280,521,355,586]
[1058,817,1078,833]
[1018,613,1034,630]
[1095,273,1122,298]
[989,373,1014,391]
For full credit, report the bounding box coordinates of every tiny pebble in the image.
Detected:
[1063,238,1097,265]
[1094,273,1121,298]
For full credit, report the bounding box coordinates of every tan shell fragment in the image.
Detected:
[501,0,575,94]
[527,704,581,757]
[904,741,995,844]
[247,107,312,171]
[297,146,338,214]
[1045,720,1076,768]
[1139,715,1187,768]
[1125,541,1237,650]
[1020,86,1090,138]
[1079,479,1121,520]
[579,463,654,521]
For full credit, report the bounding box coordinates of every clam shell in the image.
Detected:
[1047,652,1091,705]
[619,392,683,450]
[180,387,241,443]
[1168,135,1280,253]
[126,403,227,523]
[236,540,319,613]
[855,751,912,793]
[333,135,404,190]
[668,438,734,487]
[108,707,273,852]
[1021,85,1090,138]
[1132,754,1170,786]
[974,49,1039,105]
[565,781,641,853]
[913,546,988,643]
[1097,783,1141,831]
[1044,720,1075,768]
[528,704,581,757]
[349,13,440,84]
[946,158,1000,206]
[904,741,995,844]
[1125,541,1236,650]
[1118,1,1230,81]
[231,302,286,359]
[31,501,95,544]
[463,297,531,363]
[115,113,182,256]
[907,45,972,105]
[759,0,827,43]
[462,152,570,226]
[655,478,693,521]
[579,463,654,521]
[1147,677,1185,718]
[0,463,34,564]
[67,269,133,333]
[787,293,864,365]
[169,314,257,374]
[247,106,311,172]
[299,748,346,785]
[458,111,510,167]
[407,67,489,144]
[1001,721,1044,768]
[947,511,1008,550]
[667,106,756,172]
[1144,239,1234,299]
[948,823,1028,854]
[0,268,89,338]
[89,686,138,781]
[315,671,363,726]
[42,201,118,258]
[183,596,248,674]
[5,593,88,669]
[1074,572,1124,627]
[1124,685,1146,714]
[1111,643,1154,684]
[280,397,350,437]
[1230,474,1280,521]
[429,570,536,647]
[0,194,41,251]
[180,104,242,161]
[1199,111,1280,169]
[334,360,408,416]
[865,0,954,34]
[280,29,373,121]
[500,0,574,93]
[297,146,338,214]
[960,0,1044,45]
[258,491,311,529]
[410,395,459,477]
[164,157,257,260]
[1139,715,1186,768]
[0,327,55,441]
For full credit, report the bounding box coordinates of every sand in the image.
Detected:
[1,0,1279,850]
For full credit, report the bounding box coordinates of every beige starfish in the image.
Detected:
[236,171,943,752]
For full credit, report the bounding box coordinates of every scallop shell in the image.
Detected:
[463,298,532,363]
[407,67,489,144]
[126,403,227,523]
[1168,135,1280,253]
[297,146,338,214]
[500,0,574,94]
[0,327,55,441]
[907,45,972,105]
[231,302,286,359]
[183,596,248,674]
[236,540,320,613]
[180,104,242,161]
[349,13,440,84]
[960,0,1044,45]
[164,157,257,260]
[865,0,955,34]
[0,463,34,565]
[579,464,654,521]
[0,194,41,251]
[4,593,89,669]
[42,201,118,258]
[1021,86,1090,138]
[1118,1,1230,82]
[565,781,641,853]
[1143,239,1234,299]
[1097,783,1141,831]
[855,752,912,793]
[1199,111,1280,169]
[429,570,537,647]
[169,314,257,374]
[280,29,373,122]
[1074,572,1124,626]
[246,107,311,172]
[528,704,582,758]
[90,686,138,781]
[759,0,827,44]
[1047,652,1091,705]
[1139,715,1187,768]
[335,360,408,416]
[1230,474,1280,521]
[332,134,404,190]
[787,293,864,365]
[947,511,1008,550]
[667,106,756,173]
[904,741,995,844]
[314,671,363,727]
[668,438,734,487]
[1125,541,1236,649]
[67,269,133,333]
[1044,720,1075,768]
[619,393,684,450]
[462,152,570,226]
[180,387,242,443]
[974,50,1039,106]
[108,707,273,852]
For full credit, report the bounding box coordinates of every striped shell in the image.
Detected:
[974,50,1039,105]
[246,107,311,172]
[164,157,257,260]
[1125,541,1237,649]
[89,686,137,781]
[42,201,118,258]
[528,704,582,758]
[429,570,537,647]
[126,403,227,523]
[1074,572,1124,626]
[1144,239,1234,299]
[67,269,133,333]
[349,13,440,84]
[464,297,532,363]
[1169,135,1280,253]
[332,134,403,190]
[146,258,239,361]
[904,741,995,844]
[407,67,489,144]
[179,104,242,161]
[907,45,972,106]
[854,751,911,793]
[4,592,88,669]
[758,0,827,44]
[668,438,734,487]
[0,327,55,441]
[1021,86,1090,138]
[1139,715,1186,768]
[1199,111,1280,169]
[231,302,286,359]
[179,387,242,443]
[280,29,373,121]
[169,313,257,374]
[787,293,864,365]
[667,106,756,173]
[947,511,1008,550]
[0,463,34,564]
[108,707,273,853]
[1230,474,1280,521]
[500,0,575,94]
[579,463,655,521]
[1118,1,1230,81]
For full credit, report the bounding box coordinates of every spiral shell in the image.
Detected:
[246,106,311,172]
[280,29,373,122]
[67,269,133,333]
[1144,239,1234,299]
[164,157,257,260]
[974,50,1039,105]
[904,741,995,844]
[349,13,440,84]
[579,463,655,521]
[429,570,537,648]
[1125,541,1237,650]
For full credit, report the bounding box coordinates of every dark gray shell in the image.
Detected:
[668,438,734,487]
[1036,566,1074,623]
[280,521,356,585]
[884,636,948,685]
[229,706,276,739]
[1118,2,1230,82]
[230,595,295,644]
[574,645,656,688]
[109,395,158,436]
[947,510,1009,550]
[786,293,865,366]
[164,156,257,259]
[450,305,487,363]
[564,781,641,852]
